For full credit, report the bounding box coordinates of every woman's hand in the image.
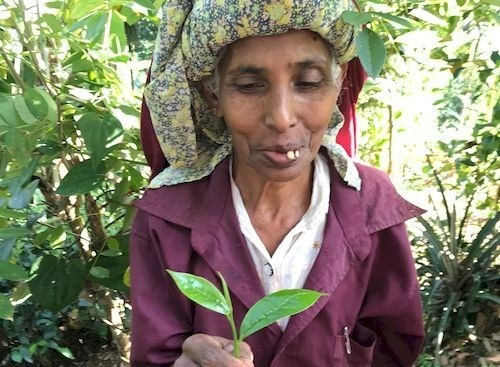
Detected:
[173,334,254,367]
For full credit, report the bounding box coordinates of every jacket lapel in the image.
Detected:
[275,159,371,353]
[189,158,283,338]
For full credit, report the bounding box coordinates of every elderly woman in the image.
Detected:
[130,1,425,366]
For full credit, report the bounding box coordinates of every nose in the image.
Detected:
[264,87,296,132]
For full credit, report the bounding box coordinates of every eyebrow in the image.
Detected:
[227,58,330,77]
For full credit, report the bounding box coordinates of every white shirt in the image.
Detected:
[230,155,331,329]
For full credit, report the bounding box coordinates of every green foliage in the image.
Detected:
[0,0,160,363]
[167,270,325,358]
[0,0,496,364]
[413,159,499,364]
[238,289,324,340]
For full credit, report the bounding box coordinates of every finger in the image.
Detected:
[221,340,254,363]
[182,334,227,366]
[238,341,254,363]
[172,353,200,367]
[183,334,254,366]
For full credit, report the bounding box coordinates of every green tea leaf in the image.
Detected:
[0,239,16,262]
[29,255,87,313]
[341,10,372,26]
[8,179,39,210]
[0,294,13,320]
[90,266,110,279]
[48,342,75,359]
[0,228,31,239]
[0,261,29,281]
[356,28,386,78]
[0,97,17,126]
[0,208,26,220]
[78,113,123,166]
[123,266,130,287]
[34,226,66,248]
[23,88,48,121]
[56,159,106,195]
[69,0,104,19]
[370,12,416,29]
[239,289,325,340]
[93,234,129,292]
[167,269,230,316]
[100,249,123,257]
[130,0,156,10]
[14,96,37,124]
[11,283,31,305]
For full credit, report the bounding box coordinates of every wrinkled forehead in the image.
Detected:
[181,0,356,81]
[217,30,335,75]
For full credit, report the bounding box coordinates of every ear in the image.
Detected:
[200,80,223,117]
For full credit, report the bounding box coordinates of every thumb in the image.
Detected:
[222,341,254,363]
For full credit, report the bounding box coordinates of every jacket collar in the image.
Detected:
[135,153,424,351]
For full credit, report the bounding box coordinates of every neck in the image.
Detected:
[233,162,314,220]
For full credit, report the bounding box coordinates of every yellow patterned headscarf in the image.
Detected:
[145,0,361,190]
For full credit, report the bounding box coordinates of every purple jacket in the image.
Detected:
[130,155,425,367]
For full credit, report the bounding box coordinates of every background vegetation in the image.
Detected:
[0,0,498,366]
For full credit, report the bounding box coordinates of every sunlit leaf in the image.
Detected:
[0,208,26,220]
[341,10,372,26]
[0,97,17,126]
[370,12,416,29]
[356,28,386,78]
[239,289,325,340]
[68,0,104,19]
[14,96,37,124]
[409,8,447,27]
[78,113,123,166]
[123,266,130,287]
[110,10,128,53]
[40,13,64,33]
[0,228,31,239]
[0,294,13,320]
[167,269,230,316]
[129,0,155,9]
[11,283,31,306]
[23,88,49,121]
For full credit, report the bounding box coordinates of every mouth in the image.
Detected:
[260,146,303,167]
[286,150,301,160]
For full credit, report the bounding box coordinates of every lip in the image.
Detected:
[259,145,303,167]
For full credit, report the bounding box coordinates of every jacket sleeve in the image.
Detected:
[129,210,192,367]
[359,222,425,366]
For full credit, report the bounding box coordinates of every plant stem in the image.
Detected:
[227,314,240,358]
[217,272,240,358]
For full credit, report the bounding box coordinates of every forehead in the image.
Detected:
[221,30,333,72]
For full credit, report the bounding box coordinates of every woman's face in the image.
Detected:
[213,30,345,183]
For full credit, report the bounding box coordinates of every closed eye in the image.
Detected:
[295,80,323,90]
[232,82,266,94]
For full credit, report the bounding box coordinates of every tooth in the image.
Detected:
[294,150,300,158]
[287,151,295,159]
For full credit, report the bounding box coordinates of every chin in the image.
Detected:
[255,164,312,183]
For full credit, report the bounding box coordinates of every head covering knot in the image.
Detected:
[145,0,361,190]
